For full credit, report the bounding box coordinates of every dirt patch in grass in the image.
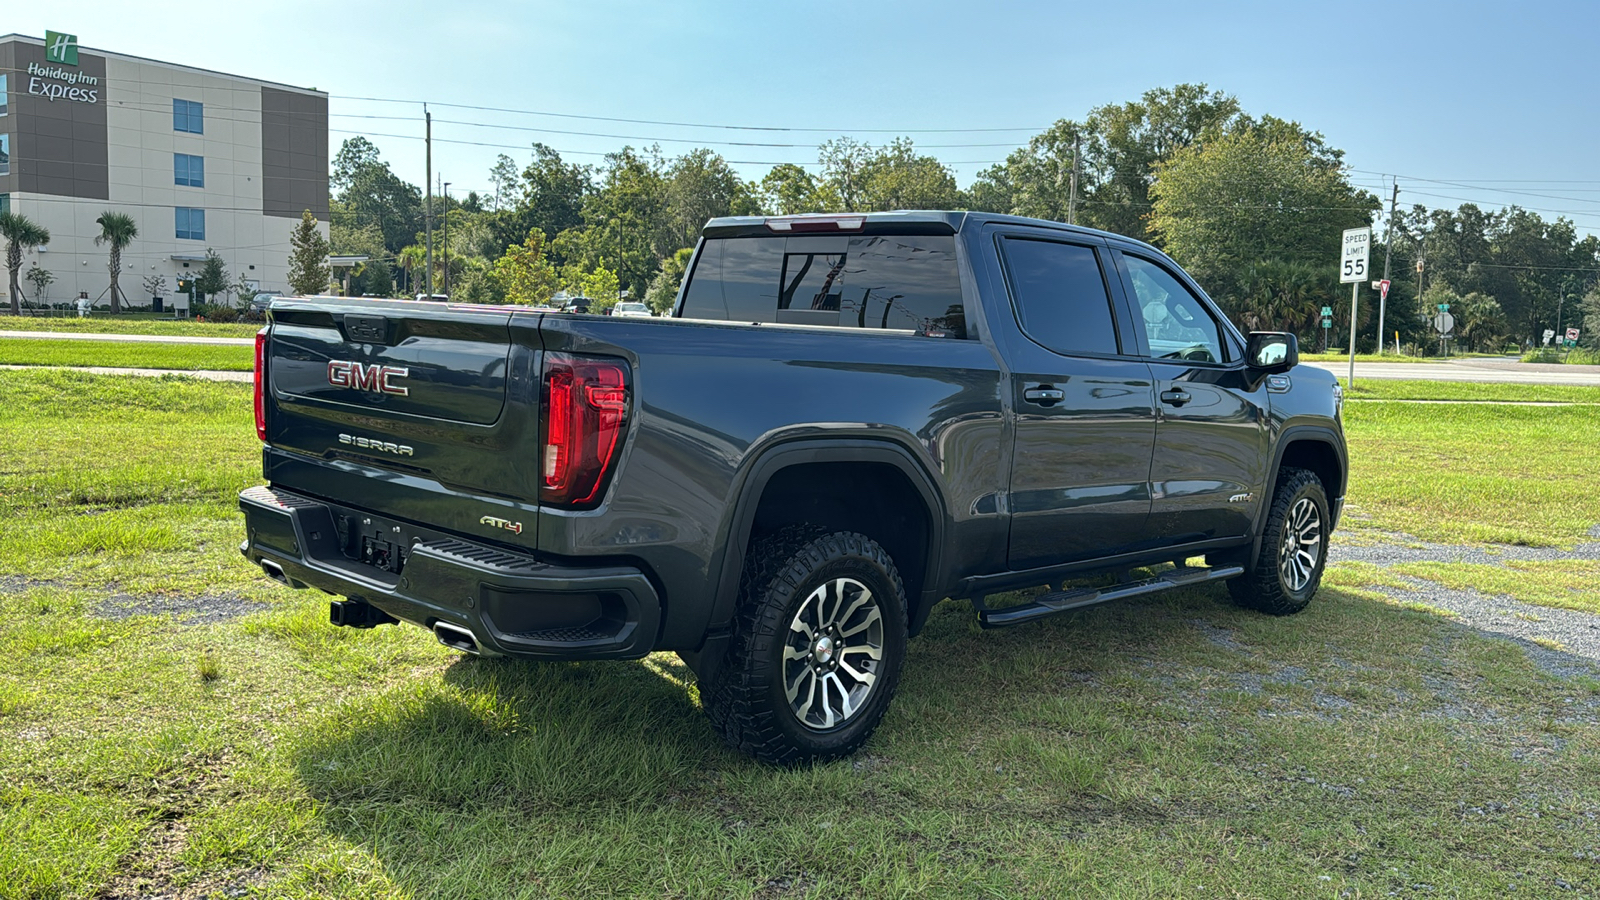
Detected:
[94,592,268,626]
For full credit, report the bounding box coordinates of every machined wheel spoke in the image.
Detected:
[783,644,811,663]
[839,643,883,662]
[837,588,875,626]
[839,606,883,638]
[826,673,854,721]
[838,659,876,686]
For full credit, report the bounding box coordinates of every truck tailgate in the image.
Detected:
[262,299,542,549]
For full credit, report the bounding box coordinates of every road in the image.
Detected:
[1307,357,1600,385]
[0,329,253,346]
[5,330,1600,386]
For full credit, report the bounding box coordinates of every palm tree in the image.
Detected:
[94,211,139,314]
[396,245,427,296]
[1,211,51,317]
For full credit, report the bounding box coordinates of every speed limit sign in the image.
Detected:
[1340,227,1371,284]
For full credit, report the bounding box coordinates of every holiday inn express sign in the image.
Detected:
[29,31,100,103]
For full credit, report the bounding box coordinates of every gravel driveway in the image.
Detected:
[1329,527,1600,679]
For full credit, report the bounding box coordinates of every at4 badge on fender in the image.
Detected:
[327,360,410,396]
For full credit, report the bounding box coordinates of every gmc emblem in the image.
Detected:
[327,360,410,396]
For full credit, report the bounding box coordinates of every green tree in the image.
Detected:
[0,211,48,315]
[25,264,54,306]
[645,247,695,314]
[142,273,167,305]
[94,210,138,314]
[559,263,621,312]
[488,154,519,212]
[331,138,424,254]
[287,210,331,296]
[1148,124,1377,307]
[1582,286,1600,349]
[194,249,229,303]
[363,261,395,298]
[491,228,557,305]
[760,163,827,215]
[396,245,426,296]
[665,149,749,250]
[970,84,1243,237]
[488,143,591,257]
[231,273,257,306]
[1453,290,1509,353]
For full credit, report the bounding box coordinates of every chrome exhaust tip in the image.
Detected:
[433,621,481,655]
[260,559,292,586]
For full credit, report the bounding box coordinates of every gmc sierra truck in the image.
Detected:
[240,211,1347,764]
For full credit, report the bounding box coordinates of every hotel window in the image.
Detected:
[0,134,9,176]
[175,207,205,241]
[173,98,204,134]
[0,74,8,116]
[0,194,9,215]
[174,153,205,187]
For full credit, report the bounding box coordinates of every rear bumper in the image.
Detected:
[238,485,661,660]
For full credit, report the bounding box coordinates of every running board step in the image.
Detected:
[974,565,1245,629]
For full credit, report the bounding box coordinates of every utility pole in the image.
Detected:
[1067,133,1080,226]
[442,179,451,297]
[424,106,434,298]
[1378,180,1398,354]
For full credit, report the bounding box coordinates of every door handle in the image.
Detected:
[1160,388,1192,407]
[1023,386,1065,406]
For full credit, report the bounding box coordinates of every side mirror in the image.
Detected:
[1246,332,1298,372]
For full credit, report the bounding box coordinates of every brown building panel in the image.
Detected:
[4,40,109,200]
[260,86,328,220]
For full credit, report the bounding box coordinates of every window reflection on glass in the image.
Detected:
[0,133,9,176]
[680,234,966,338]
[1126,255,1225,364]
[0,74,8,116]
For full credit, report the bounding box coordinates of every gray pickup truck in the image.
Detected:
[240,211,1346,764]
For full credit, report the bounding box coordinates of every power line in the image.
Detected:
[333,94,1047,134]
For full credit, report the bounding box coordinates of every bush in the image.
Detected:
[196,305,241,323]
[1521,348,1562,363]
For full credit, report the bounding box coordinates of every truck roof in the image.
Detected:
[701,210,1157,252]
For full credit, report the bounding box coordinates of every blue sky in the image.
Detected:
[11,0,1600,233]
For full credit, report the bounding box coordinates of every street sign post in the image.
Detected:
[1341,227,1371,387]
[1542,329,1555,347]
[1567,327,1582,348]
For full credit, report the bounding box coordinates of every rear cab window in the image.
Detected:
[998,237,1122,357]
[679,234,968,339]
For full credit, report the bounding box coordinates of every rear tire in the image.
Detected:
[1226,467,1329,616]
[702,527,908,765]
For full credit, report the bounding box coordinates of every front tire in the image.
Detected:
[1227,467,1329,615]
[703,528,908,765]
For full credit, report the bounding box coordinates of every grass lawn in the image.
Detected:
[0,315,261,339]
[0,338,253,371]
[1348,380,1600,403]
[1,369,1597,898]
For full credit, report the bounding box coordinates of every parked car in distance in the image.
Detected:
[415,293,450,302]
[245,294,277,320]
[613,301,653,318]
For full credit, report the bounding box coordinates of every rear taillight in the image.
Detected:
[539,352,629,508]
[253,329,268,442]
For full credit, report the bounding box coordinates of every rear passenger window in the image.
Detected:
[1001,238,1120,356]
[679,234,967,338]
